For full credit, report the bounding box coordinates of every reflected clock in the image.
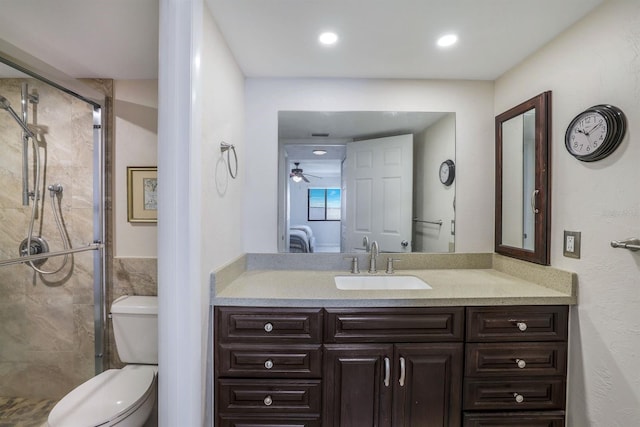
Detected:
[439,159,455,186]
[565,104,626,162]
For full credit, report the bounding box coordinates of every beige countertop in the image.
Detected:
[212,254,577,307]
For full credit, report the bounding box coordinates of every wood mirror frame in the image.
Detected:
[495,91,551,265]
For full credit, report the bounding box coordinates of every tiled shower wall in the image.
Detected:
[0,78,97,398]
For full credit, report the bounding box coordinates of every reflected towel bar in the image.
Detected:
[0,242,104,268]
[412,218,443,226]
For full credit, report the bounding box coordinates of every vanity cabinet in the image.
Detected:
[463,306,569,426]
[323,308,464,427]
[214,305,569,427]
[215,307,324,427]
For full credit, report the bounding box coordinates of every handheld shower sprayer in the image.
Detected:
[0,95,35,138]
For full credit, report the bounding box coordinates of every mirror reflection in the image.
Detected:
[501,109,536,250]
[278,111,456,254]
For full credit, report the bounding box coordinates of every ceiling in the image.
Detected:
[0,0,602,80]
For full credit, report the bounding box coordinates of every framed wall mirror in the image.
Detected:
[495,91,551,265]
[278,111,456,254]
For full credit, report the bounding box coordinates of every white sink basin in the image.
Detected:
[334,275,432,290]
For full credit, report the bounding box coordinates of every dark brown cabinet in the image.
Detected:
[323,308,464,427]
[463,306,569,426]
[214,305,569,427]
[215,307,324,426]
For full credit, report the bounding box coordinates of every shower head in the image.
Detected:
[0,95,11,110]
[0,94,35,138]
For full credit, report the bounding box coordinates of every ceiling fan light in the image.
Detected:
[292,175,303,182]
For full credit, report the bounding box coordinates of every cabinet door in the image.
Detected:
[393,343,463,427]
[323,344,394,427]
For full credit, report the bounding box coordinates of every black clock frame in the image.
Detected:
[564,104,626,162]
[439,159,455,186]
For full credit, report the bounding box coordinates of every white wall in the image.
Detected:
[414,113,456,252]
[244,78,495,254]
[201,4,246,270]
[494,1,640,425]
[113,79,158,257]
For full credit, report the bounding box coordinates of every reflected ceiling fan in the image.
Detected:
[290,162,321,183]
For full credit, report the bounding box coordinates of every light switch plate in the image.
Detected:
[563,231,581,259]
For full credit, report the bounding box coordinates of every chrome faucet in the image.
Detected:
[368,240,379,273]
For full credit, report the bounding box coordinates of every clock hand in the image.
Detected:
[585,122,602,135]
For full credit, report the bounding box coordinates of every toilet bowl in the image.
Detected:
[47,296,158,427]
[47,365,157,427]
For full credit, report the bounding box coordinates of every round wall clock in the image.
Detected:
[439,159,455,186]
[565,104,626,162]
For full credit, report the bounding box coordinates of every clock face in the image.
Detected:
[566,111,608,157]
[439,160,455,185]
[565,104,626,162]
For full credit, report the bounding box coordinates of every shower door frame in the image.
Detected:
[0,47,108,376]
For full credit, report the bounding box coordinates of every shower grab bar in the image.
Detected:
[0,242,103,268]
[412,218,443,226]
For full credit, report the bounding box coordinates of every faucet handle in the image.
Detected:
[344,256,360,274]
[386,257,401,274]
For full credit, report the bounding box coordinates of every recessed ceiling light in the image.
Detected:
[319,32,338,46]
[313,149,327,156]
[437,34,458,48]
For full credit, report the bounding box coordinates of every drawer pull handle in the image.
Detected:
[513,393,524,403]
[384,357,390,387]
[264,323,274,332]
[516,321,528,332]
[515,359,527,369]
[264,359,274,369]
[264,395,273,406]
[399,357,406,387]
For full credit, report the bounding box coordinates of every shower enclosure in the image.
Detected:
[0,57,105,421]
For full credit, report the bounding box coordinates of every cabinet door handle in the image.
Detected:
[384,357,390,387]
[263,395,273,406]
[399,357,406,387]
[264,359,274,369]
[531,189,540,214]
[264,322,274,332]
[515,358,526,369]
[513,392,524,403]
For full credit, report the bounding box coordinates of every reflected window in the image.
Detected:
[308,188,341,221]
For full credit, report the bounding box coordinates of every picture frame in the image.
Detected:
[127,167,158,223]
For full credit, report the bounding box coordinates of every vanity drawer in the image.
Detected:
[463,378,565,411]
[466,306,568,342]
[465,342,567,377]
[218,344,322,378]
[324,307,464,343]
[463,411,565,427]
[217,307,323,343]
[218,378,322,414]
[218,415,321,427]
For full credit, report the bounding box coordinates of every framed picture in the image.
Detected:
[127,167,158,223]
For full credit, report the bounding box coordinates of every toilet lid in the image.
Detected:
[48,365,156,427]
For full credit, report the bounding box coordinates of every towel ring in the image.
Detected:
[220,142,238,179]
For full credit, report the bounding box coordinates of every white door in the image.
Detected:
[344,134,413,253]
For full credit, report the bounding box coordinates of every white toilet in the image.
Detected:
[47,295,158,427]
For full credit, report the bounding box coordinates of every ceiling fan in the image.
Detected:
[290,162,320,183]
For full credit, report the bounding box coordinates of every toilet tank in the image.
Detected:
[110,295,158,364]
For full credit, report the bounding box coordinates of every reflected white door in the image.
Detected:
[344,134,413,253]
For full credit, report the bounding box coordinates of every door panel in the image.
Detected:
[393,343,463,427]
[323,344,393,427]
[345,134,413,252]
